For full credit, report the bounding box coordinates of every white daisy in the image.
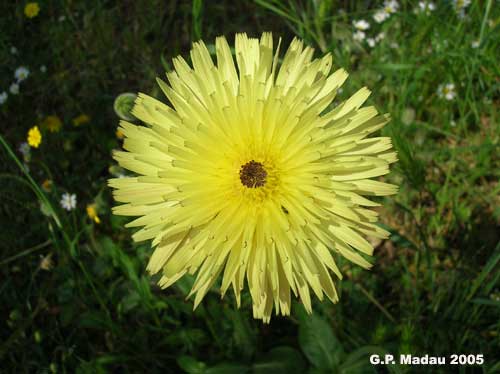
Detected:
[60,193,77,211]
[453,0,471,18]
[353,19,370,31]
[353,30,366,42]
[437,83,456,101]
[375,32,386,42]
[373,10,389,23]
[452,0,471,10]
[471,40,480,48]
[15,66,30,82]
[384,0,399,13]
[416,1,436,14]
[367,38,376,48]
[9,83,19,95]
[18,142,31,158]
[0,91,7,104]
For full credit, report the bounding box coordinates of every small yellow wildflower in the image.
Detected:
[39,253,53,271]
[115,129,125,139]
[86,204,101,224]
[24,2,40,18]
[27,126,42,148]
[72,114,90,127]
[41,179,53,192]
[41,115,62,133]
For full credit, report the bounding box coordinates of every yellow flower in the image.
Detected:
[27,126,42,148]
[39,253,53,271]
[41,179,53,192]
[116,129,125,139]
[86,204,101,224]
[41,115,62,133]
[72,114,90,127]
[24,2,40,18]
[109,33,398,322]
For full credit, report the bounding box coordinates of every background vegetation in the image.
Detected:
[1,0,499,373]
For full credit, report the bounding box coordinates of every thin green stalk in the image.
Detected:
[479,0,493,44]
[0,240,52,266]
[0,134,62,230]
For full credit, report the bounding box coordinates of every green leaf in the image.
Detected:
[253,346,306,374]
[298,313,344,370]
[205,363,250,374]
[177,355,206,374]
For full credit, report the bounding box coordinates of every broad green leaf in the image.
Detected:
[177,355,206,374]
[253,346,306,374]
[298,313,344,370]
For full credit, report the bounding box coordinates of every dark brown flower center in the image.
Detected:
[239,160,267,188]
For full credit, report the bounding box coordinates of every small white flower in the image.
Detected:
[452,0,471,10]
[384,0,399,14]
[18,142,31,157]
[367,38,376,48]
[373,10,389,23]
[15,66,30,82]
[471,40,480,48]
[0,91,7,104]
[40,65,47,73]
[375,32,386,42]
[60,193,77,211]
[10,46,18,55]
[416,1,436,14]
[353,31,366,42]
[58,15,66,22]
[437,83,456,101]
[9,83,19,95]
[353,19,370,31]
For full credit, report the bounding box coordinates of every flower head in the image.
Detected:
[416,1,436,14]
[353,31,366,42]
[24,2,40,18]
[373,10,389,23]
[375,32,386,42]
[384,0,399,13]
[60,193,77,211]
[41,115,63,133]
[437,83,456,100]
[109,33,398,322]
[353,19,370,31]
[39,253,53,271]
[9,83,19,95]
[15,67,30,82]
[367,38,376,48]
[116,128,125,139]
[453,0,471,18]
[41,179,53,192]
[72,114,90,126]
[18,142,31,161]
[27,126,42,148]
[86,204,101,224]
[0,92,7,105]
